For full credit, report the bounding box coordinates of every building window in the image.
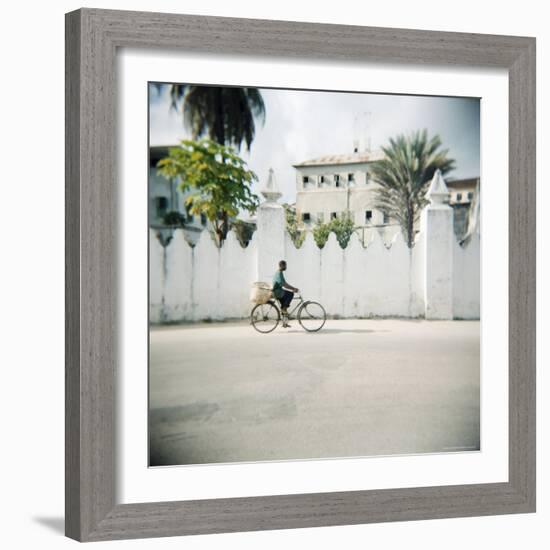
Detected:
[348,173,355,183]
[383,212,390,224]
[200,213,207,226]
[155,196,168,218]
[319,175,325,185]
[302,212,311,223]
[365,210,373,223]
[456,193,463,202]
[302,175,310,187]
[330,212,338,220]
[467,191,474,200]
[334,174,340,187]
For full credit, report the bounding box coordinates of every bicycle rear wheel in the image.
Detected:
[250,302,280,333]
[298,301,326,332]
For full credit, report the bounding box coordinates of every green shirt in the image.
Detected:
[272,270,286,299]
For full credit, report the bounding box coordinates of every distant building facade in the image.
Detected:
[446,177,480,240]
[293,150,480,245]
[149,145,208,244]
[293,150,401,244]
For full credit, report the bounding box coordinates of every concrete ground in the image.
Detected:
[149,319,480,466]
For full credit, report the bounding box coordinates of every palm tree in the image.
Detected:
[164,84,265,151]
[370,129,455,248]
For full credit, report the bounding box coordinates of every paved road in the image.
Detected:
[149,319,480,466]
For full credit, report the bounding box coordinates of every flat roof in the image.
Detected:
[446,177,480,189]
[293,150,384,168]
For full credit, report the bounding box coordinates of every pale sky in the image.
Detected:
[149,84,480,203]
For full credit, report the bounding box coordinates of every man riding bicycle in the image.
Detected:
[272,260,299,328]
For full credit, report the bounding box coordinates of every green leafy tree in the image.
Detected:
[329,214,356,248]
[313,214,356,249]
[370,129,455,248]
[160,84,266,151]
[157,139,259,246]
[313,220,331,249]
[284,204,305,247]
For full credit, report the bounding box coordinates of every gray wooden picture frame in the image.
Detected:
[65,8,536,542]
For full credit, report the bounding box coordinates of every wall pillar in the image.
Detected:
[255,168,285,282]
[421,170,454,320]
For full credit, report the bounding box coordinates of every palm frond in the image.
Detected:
[371,130,455,247]
[167,84,265,151]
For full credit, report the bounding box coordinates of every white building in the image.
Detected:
[149,145,208,244]
[293,150,480,245]
[446,177,480,240]
[293,150,401,244]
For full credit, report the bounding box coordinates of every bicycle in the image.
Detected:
[250,293,326,334]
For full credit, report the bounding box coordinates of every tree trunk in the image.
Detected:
[214,88,225,145]
[221,211,229,240]
[406,204,414,248]
[213,218,223,248]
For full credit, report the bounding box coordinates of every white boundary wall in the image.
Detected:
[150,195,479,323]
[453,235,481,319]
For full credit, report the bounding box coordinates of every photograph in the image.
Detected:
[148,82,481,467]
[1,0,540,545]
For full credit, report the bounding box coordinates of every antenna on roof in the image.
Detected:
[353,112,372,153]
[352,114,359,153]
[363,111,372,153]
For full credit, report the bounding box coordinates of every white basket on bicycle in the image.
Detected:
[249,282,273,304]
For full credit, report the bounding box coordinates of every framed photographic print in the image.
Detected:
[65,8,536,542]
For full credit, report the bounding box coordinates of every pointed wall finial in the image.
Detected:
[427,169,450,207]
[261,167,282,202]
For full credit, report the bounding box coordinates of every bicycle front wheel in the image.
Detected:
[298,301,326,332]
[250,302,280,333]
